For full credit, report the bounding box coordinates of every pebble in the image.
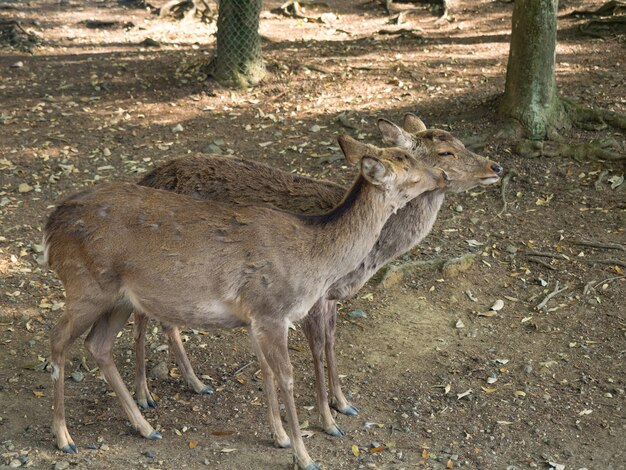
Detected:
[9,459,21,468]
[454,204,463,212]
[143,450,156,458]
[172,124,184,133]
[150,361,169,380]
[347,309,367,318]
[18,183,33,193]
[54,462,69,470]
[523,364,533,374]
[370,441,381,448]
[310,125,321,132]
[100,444,110,451]
[71,371,84,383]
[11,61,23,68]
[202,143,222,154]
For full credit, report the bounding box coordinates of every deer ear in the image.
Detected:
[377,119,414,150]
[361,157,393,189]
[403,113,427,133]
[337,135,376,165]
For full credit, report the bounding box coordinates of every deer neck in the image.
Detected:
[299,175,397,279]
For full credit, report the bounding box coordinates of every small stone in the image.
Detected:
[9,459,21,468]
[455,319,465,329]
[172,124,184,133]
[454,204,463,212]
[523,364,533,374]
[11,61,24,68]
[71,371,84,382]
[202,143,222,154]
[140,38,161,47]
[310,125,321,132]
[54,462,70,470]
[103,147,111,157]
[143,450,156,458]
[18,183,33,193]
[100,444,110,451]
[203,459,210,466]
[370,441,381,449]
[505,244,517,254]
[347,309,367,318]
[150,361,169,380]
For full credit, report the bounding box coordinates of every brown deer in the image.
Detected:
[44,135,448,470]
[133,114,503,438]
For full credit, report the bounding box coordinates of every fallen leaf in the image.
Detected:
[369,446,385,453]
[447,459,454,468]
[351,444,360,457]
[33,390,44,398]
[211,431,235,436]
[220,448,238,453]
[457,389,472,400]
[188,440,198,449]
[578,409,592,416]
[477,311,497,317]
[481,387,497,393]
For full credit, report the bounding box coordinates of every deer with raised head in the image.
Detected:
[133,114,503,438]
[44,135,448,470]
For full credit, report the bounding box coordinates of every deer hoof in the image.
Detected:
[147,430,162,440]
[137,397,157,410]
[199,385,214,395]
[325,424,346,437]
[60,444,78,454]
[274,435,291,449]
[333,403,359,416]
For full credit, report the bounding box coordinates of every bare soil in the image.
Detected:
[0,1,625,469]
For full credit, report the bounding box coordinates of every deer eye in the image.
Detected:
[438,151,454,157]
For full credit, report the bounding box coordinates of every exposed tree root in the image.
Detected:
[565,0,626,18]
[499,97,626,161]
[159,0,213,22]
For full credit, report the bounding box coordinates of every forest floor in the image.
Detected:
[0,0,625,469]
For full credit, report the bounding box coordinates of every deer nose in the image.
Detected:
[491,163,504,177]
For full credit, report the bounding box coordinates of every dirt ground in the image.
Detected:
[0,0,625,469]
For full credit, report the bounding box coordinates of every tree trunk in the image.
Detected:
[210,0,265,88]
[500,0,567,140]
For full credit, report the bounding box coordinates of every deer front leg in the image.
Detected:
[302,299,345,437]
[134,312,157,410]
[251,321,320,470]
[163,324,214,395]
[324,304,359,416]
[248,328,290,448]
[86,306,161,441]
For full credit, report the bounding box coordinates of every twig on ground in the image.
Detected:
[535,281,568,311]
[581,258,626,268]
[232,361,254,377]
[585,275,626,294]
[594,170,609,190]
[571,239,626,251]
[527,256,557,271]
[497,170,518,216]
[525,250,567,259]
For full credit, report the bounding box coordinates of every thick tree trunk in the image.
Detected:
[500,0,567,140]
[210,0,265,88]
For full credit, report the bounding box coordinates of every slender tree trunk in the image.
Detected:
[500,0,567,140]
[210,0,265,88]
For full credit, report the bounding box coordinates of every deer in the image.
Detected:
[44,135,449,470]
[132,114,504,439]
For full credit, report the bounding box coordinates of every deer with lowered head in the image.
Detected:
[44,134,448,470]
[133,114,504,439]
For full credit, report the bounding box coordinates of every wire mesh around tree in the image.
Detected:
[207,0,266,88]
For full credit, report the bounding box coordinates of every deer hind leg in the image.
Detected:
[133,312,157,410]
[51,295,115,453]
[325,302,358,416]
[85,304,161,441]
[164,324,214,395]
[251,321,320,470]
[302,299,345,437]
[248,328,290,448]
